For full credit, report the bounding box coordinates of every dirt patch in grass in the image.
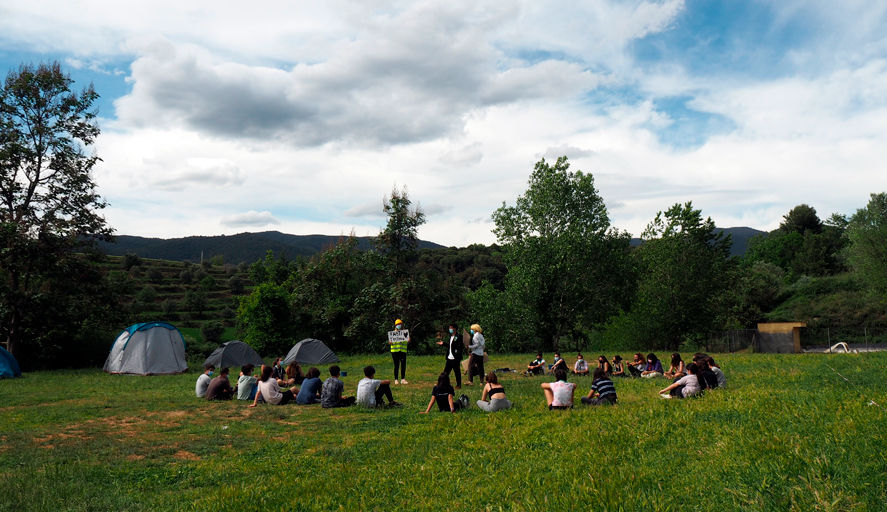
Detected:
[126,454,146,461]
[173,450,200,460]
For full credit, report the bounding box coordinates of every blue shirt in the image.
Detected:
[297,377,322,405]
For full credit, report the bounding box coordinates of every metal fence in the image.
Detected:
[708,327,887,353]
[706,330,758,353]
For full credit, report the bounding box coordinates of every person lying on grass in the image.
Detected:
[196,364,214,398]
[641,353,663,378]
[526,353,546,376]
[542,368,575,409]
[421,372,462,413]
[572,354,589,376]
[659,362,701,399]
[477,371,512,412]
[357,365,402,408]
[250,365,299,407]
[581,368,618,406]
[663,353,686,380]
[205,366,234,400]
[236,364,258,401]
[611,355,626,378]
[321,365,355,408]
[296,367,323,405]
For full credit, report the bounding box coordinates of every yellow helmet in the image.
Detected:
[394,319,403,325]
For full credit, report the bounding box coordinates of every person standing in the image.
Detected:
[466,324,485,386]
[389,319,410,385]
[436,323,463,388]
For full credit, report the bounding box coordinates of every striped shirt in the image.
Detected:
[591,378,617,401]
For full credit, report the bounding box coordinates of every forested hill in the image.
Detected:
[630,226,765,257]
[97,231,445,264]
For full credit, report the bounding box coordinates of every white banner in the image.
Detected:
[388,330,410,343]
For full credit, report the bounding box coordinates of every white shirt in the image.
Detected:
[447,335,457,360]
[195,374,212,397]
[258,379,283,405]
[356,378,381,407]
[675,374,701,397]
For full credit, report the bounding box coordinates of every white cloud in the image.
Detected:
[220,211,281,228]
[148,157,245,190]
[537,143,596,160]
[439,142,483,166]
[344,202,385,218]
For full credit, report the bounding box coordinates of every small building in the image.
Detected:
[756,322,806,353]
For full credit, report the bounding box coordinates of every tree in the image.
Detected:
[624,202,732,350]
[779,204,823,235]
[0,61,113,361]
[200,321,225,345]
[845,192,887,295]
[373,184,426,279]
[486,157,634,350]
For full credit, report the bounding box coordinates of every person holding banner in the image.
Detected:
[389,319,410,385]
[466,323,485,386]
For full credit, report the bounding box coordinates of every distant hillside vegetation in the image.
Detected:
[98,231,445,264]
[630,226,765,257]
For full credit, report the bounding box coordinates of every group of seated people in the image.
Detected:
[195,352,726,410]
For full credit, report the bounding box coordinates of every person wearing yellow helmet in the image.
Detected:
[389,319,410,384]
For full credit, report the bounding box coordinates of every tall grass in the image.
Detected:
[1,353,885,511]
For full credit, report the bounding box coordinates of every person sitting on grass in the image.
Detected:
[611,355,626,378]
[542,369,575,410]
[641,353,664,378]
[250,365,299,407]
[628,352,645,378]
[572,354,589,376]
[278,362,306,387]
[551,353,569,374]
[581,368,618,405]
[597,355,612,375]
[477,372,511,412]
[236,364,258,401]
[706,356,726,388]
[421,373,462,413]
[696,359,719,390]
[296,367,323,405]
[195,364,214,397]
[271,357,285,381]
[526,353,546,376]
[205,366,234,400]
[356,365,402,408]
[659,362,702,399]
[321,365,355,408]
[663,353,686,380]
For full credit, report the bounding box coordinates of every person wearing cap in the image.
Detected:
[389,319,410,385]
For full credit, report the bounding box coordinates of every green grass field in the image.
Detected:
[1,353,886,511]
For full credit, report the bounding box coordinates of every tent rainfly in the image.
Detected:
[283,338,340,366]
[0,346,21,378]
[203,340,264,369]
[103,322,188,375]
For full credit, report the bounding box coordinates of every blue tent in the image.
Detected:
[0,346,21,378]
[103,322,188,375]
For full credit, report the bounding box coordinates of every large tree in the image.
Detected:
[486,156,634,351]
[0,62,113,362]
[845,192,887,295]
[629,202,732,350]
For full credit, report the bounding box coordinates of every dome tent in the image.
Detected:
[283,338,339,366]
[203,340,264,369]
[103,322,188,375]
[0,346,21,378]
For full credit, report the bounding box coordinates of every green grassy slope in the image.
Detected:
[1,353,885,511]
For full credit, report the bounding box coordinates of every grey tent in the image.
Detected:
[283,338,340,366]
[203,340,264,369]
[103,322,188,375]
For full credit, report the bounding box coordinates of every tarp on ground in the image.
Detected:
[283,338,340,366]
[0,346,21,378]
[203,340,264,369]
[103,321,188,375]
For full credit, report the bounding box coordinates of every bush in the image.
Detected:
[200,275,216,292]
[184,334,216,360]
[123,253,142,270]
[201,259,213,270]
[180,268,194,285]
[227,276,245,294]
[161,298,177,316]
[146,267,164,283]
[194,268,208,282]
[129,265,142,278]
[224,263,236,276]
[136,286,157,304]
[200,321,225,344]
[220,306,236,320]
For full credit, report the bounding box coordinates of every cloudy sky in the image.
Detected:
[2,0,886,246]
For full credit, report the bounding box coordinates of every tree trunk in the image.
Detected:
[5,308,21,360]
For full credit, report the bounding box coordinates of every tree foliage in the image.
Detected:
[0,61,118,364]
[482,157,634,351]
[845,192,887,296]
